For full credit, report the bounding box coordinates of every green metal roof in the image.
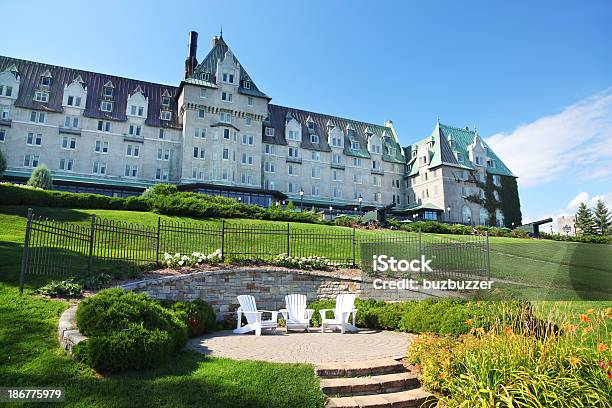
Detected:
[5,170,152,188]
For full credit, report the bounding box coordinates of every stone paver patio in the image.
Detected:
[187,329,415,363]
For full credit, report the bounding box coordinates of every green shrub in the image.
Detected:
[141,183,178,198]
[27,165,53,190]
[163,299,217,337]
[77,289,187,350]
[77,273,112,290]
[334,215,360,227]
[35,279,82,298]
[0,150,6,178]
[74,323,173,372]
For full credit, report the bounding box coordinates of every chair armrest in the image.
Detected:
[259,310,279,321]
[306,309,315,320]
[319,309,333,319]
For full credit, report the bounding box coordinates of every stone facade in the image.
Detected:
[120,269,433,320]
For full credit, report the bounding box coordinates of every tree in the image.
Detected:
[593,200,611,235]
[575,202,595,235]
[0,150,6,179]
[27,164,53,190]
[286,200,295,211]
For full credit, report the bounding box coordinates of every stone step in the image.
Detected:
[316,359,405,378]
[320,372,420,397]
[325,388,436,408]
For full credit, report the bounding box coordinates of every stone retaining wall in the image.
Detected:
[120,268,434,320]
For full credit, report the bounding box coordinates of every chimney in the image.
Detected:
[184,31,198,79]
[211,35,219,49]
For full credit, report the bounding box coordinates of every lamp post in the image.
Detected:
[237,196,242,203]
[358,194,363,214]
[446,206,451,223]
[299,188,304,210]
[468,216,472,226]
[329,206,333,219]
[282,200,286,209]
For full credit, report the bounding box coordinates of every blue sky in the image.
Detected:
[2,0,611,225]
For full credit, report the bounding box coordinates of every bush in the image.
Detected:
[334,215,360,227]
[141,183,178,198]
[540,232,611,244]
[74,324,173,372]
[27,165,53,190]
[76,289,188,372]
[77,273,112,290]
[0,150,6,178]
[163,299,217,337]
[272,254,329,270]
[35,279,82,298]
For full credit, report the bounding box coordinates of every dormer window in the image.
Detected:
[351,141,360,150]
[104,87,113,98]
[307,121,315,131]
[199,72,210,81]
[310,134,319,144]
[222,71,235,84]
[456,152,464,162]
[160,111,172,121]
[243,80,251,89]
[388,147,395,156]
[347,129,356,138]
[100,101,113,112]
[487,159,496,168]
[40,76,51,87]
[161,96,171,106]
[34,91,49,102]
[265,127,275,137]
[67,96,82,107]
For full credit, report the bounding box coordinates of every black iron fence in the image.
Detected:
[19,208,490,291]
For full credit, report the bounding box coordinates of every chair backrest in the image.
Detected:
[237,295,258,324]
[285,294,307,321]
[335,294,356,322]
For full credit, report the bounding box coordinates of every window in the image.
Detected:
[264,161,275,173]
[245,116,252,126]
[97,120,111,132]
[352,157,362,167]
[100,101,113,112]
[154,168,169,181]
[493,190,500,201]
[200,72,210,81]
[332,153,342,164]
[333,188,343,198]
[159,129,166,139]
[195,128,206,139]
[492,175,501,186]
[161,96,171,106]
[475,156,483,165]
[353,173,363,184]
[0,85,13,97]
[287,182,295,193]
[241,153,254,165]
[240,173,253,185]
[372,176,381,187]
[372,160,381,170]
[332,170,342,181]
[265,127,275,137]
[219,112,233,123]
[307,121,315,131]
[310,134,319,143]
[462,206,472,224]
[419,156,427,165]
[487,159,497,168]
[26,132,42,146]
[130,105,145,116]
[1,105,10,120]
[311,167,321,178]
[265,144,276,154]
[128,125,142,136]
[193,146,205,159]
[124,164,138,178]
[332,135,343,147]
[222,148,229,160]
[244,81,251,90]
[59,158,74,171]
[456,152,464,162]
[34,91,49,102]
[371,143,382,154]
[221,92,233,102]
[288,147,299,158]
[223,128,230,139]
[199,88,208,99]
[92,161,107,175]
[495,209,504,227]
[67,95,82,107]
[287,130,300,141]
[351,141,360,150]
[311,151,320,161]
[479,208,488,226]
[61,136,76,150]
[64,115,79,129]
[160,111,172,121]
[311,185,320,196]
[247,96,253,106]
[95,140,109,153]
[374,192,382,202]
[41,76,51,87]
[0,129,5,142]
[23,154,40,168]
[222,71,235,84]
[103,86,113,97]
[288,164,299,176]
[126,144,139,157]
[198,109,206,119]
[242,134,254,145]
[29,111,46,123]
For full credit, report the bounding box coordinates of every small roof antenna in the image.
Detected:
[220,25,223,38]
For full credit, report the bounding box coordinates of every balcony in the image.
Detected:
[331,163,345,170]
[371,168,384,175]
[123,134,144,143]
[286,156,302,164]
[0,118,11,127]
[59,126,81,135]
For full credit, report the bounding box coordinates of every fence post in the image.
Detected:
[286,223,290,256]
[87,214,96,275]
[156,216,161,266]
[352,227,356,267]
[418,228,422,258]
[19,208,34,295]
[485,231,491,281]
[221,220,225,261]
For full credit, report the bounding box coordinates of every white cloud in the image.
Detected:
[567,192,590,211]
[486,88,612,187]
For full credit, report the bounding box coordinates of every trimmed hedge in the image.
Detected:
[75,289,188,372]
[540,232,611,244]
[309,298,506,336]
[399,220,530,238]
[0,183,321,224]
[160,299,217,337]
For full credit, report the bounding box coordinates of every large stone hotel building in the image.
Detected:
[0,31,521,227]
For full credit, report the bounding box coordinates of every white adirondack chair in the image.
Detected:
[279,294,314,332]
[319,294,358,334]
[233,295,278,336]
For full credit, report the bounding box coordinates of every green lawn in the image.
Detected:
[0,205,610,407]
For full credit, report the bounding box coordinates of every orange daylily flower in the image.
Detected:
[439,372,447,379]
[579,314,591,323]
[466,319,473,326]
[598,344,609,352]
[564,324,578,333]
[586,308,595,315]
[567,356,580,367]
[583,327,593,334]
[504,326,514,335]
[476,327,485,336]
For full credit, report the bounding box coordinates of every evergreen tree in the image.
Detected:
[593,200,611,235]
[0,150,6,179]
[574,202,595,235]
[286,200,295,211]
[27,164,53,190]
